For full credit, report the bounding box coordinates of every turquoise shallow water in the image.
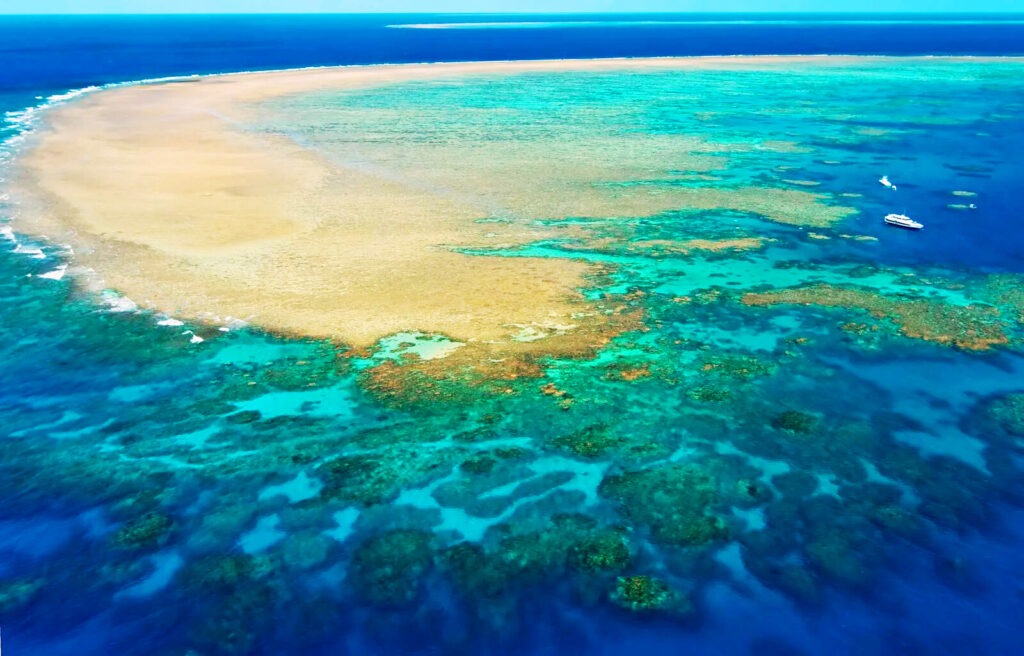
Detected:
[3,55,1024,656]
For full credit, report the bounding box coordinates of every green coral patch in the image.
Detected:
[599,464,730,548]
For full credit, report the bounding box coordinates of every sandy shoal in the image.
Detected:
[11,56,868,350]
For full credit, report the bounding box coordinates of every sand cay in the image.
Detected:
[10,56,861,352]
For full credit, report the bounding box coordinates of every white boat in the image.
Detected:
[884,213,923,230]
[879,175,897,191]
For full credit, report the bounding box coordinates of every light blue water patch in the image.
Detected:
[79,508,115,540]
[826,353,1024,472]
[235,384,358,420]
[567,340,660,371]
[171,424,220,450]
[118,551,183,599]
[258,471,324,504]
[895,429,989,474]
[370,331,465,363]
[395,465,592,542]
[732,506,767,532]
[715,542,758,585]
[8,409,83,438]
[814,473,842,498]
[48,418,117,441]
[476,476,528,500]
[204,333,319,367]
[324,508,360,544]
[394,472,493,542]
[476,456,607,507]
[238,514,285,554]
[109,381,179,404]
[654,253,983,304]
[484,242,982,309]
[665,442,705,464]
[677,312,812,352]
[526,455,609,507]
[861,457,921,507]
[715,441,791,483]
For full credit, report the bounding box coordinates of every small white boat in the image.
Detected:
[884,213,923,230]
[879,175,897,191]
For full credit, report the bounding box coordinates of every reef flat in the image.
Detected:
[10,56,860,357]
[3,55,1024,655]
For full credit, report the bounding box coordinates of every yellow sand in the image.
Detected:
[11,56,859,349]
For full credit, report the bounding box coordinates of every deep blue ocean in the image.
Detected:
[3,14,1024,656]
[4,13,1024,101]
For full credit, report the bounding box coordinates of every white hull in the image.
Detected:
[884,213,923,230]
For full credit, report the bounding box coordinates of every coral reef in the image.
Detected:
[112,512,174,550]
[357,297,645,407]
[742,284,1009,350]
[771,410,818,434]
[281,532,332,570]
[599,464,729,548]
[551,424,623,458]
[3,57,1024,656]
[986,392,1024,435]
[0,578,44,614]
[981,274,1024,323]
[319,449,456,506]
[568,529,632,572]
[610,575,691,616]
[559,236,770,259]
[350,530,434,606]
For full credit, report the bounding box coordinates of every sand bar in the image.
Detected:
[10,56,872,350]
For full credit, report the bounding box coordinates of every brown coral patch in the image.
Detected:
[742,284,1008,351]
[359,300,646,406]
[615,366,653,382]
[981,274,1024,324]
[559,236,769,258]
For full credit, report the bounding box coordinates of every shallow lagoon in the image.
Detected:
[3,57,1024,655]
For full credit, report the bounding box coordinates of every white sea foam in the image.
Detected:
[220,316,248,331]
[100,291,138,313]
[183,330,204,344]
[45,86,102,104]
[13,243,45,259]
[156,317,185,327]
[38,264,67,281]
